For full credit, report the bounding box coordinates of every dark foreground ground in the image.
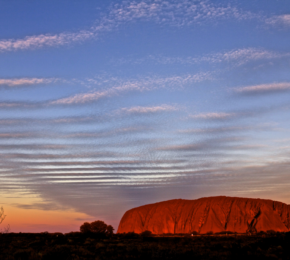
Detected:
[1,232,290,260]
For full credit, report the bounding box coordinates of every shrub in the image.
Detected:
[123,232,140,239]
[140,230,153,237]
[266,230,277,235]
[80,220,114,236]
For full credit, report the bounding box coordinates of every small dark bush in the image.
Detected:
[266,230,277,235]
[140,230,153,237]
[123,232,140,239]
[80,220,114,236]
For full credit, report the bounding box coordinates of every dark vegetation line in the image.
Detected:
[1,220,290,259]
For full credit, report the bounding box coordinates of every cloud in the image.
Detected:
[0,72,211,109]
[178,126,248,134]
[64,127,148,138]
[149,48,284,66]
[12,202,69,211]
[0,30,95,52]
[156,136,245,153]
[0,133,34,139]
[25,159,185,167]
[178,123,276,135]
[1,151,118,160]
[234,82,290,95]
[0,102,41,109]
[0,1,256,52]
[51,73,211,105]
[0,78,58,87]
[0,144,69,151]
[120,105,177,114]
[0,115,108,126]
[266,14,290,27]
[113,48,289,68]
[108,0,256,26]
[203,48,286,65]
[190,112,236,120]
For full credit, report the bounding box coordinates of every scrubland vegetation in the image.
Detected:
[1,230,290,259]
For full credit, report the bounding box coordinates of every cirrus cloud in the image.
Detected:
[50,72,211,105]
[120,105,178,114]
[190,112,236,120]
[234,82,290,95]
[0,1,257,53]
[0,78,58,87]
[266,14,290,27]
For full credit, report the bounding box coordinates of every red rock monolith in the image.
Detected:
[117,196,290,234]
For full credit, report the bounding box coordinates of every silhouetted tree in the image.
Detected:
[0,207,10,234]
[90,221,107,234]
[80,220,114,236]
[0,207,6,224]
[80,222,91,233]
[106,225,114,236]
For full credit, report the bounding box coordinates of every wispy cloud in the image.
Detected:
[234,82,290,95]
[50,73,211,105]
[0,132,34,139]
[0,1,256,52]
[0,30,95,52]
[0,78,58,87]
[178,126,248,134]
[156,136,244,152]
[0,102,40,109]
[0,144,69,151]
[190,112,236,120]
[108,0,256,26]
[120,105,177,114]
[65,127,147,138]
[197,48,285,65]
[266,14,290,27]
[115,48,288,67]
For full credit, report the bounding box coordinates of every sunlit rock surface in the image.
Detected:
[117,196,290,234]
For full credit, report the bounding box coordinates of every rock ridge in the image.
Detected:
[117,196,290,234]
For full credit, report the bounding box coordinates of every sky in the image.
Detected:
[1,0,290,233]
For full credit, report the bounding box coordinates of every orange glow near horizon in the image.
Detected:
[0,190,94,233]
[3,205,91,233]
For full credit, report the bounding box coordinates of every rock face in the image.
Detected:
[117,196,290,234]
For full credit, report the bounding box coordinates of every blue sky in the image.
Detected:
[1,0,290,232]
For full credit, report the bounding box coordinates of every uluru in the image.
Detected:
[117,196,290,234]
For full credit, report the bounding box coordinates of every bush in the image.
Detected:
[215,231,235,235]
[80,220,114,236]
[123,232,140,239]
[266,230,277,235]
[140,230,153,237]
